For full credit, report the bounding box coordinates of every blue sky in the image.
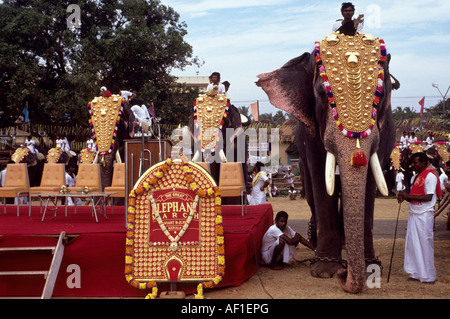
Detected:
[160,0,450,115]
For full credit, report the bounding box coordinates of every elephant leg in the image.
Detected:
[301,136,343,278]
[363,173,383,274]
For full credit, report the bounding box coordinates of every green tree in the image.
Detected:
[272,110,287,125]
[0,0,200,131]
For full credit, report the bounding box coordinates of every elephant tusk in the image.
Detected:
[192,150,200,163]
[370,153,389,196]
[219,149,227,163]
[93,153,98,164]
[115,152,122,164]
[325,152,336,196]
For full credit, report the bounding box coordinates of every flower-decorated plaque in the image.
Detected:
[125,158,225,299]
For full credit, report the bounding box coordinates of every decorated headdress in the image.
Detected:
[193,87,229,152]
[11,147,29,163]
[79,148,97,164]
[46,147,63,163]
[88,95,124,156]
[315,32,387,167]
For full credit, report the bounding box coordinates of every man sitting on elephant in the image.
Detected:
[332,2,364,36]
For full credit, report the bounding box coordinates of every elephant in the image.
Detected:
[257,32,398,293]
[188,87,249,202]
[11,146,45,187]
[88,95,135,191]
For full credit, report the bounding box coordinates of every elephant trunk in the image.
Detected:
[336,158,368,294]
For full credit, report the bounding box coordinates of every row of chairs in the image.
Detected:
[0,161,246,216]
[0,163,126,216]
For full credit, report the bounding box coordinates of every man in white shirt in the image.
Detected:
[249,162,270,205]
[397,152,442,284]
[120,90,136,102]
[261,211,314,270]
[206,72,226,95]
[25,136,37,154]
[284,169,295,188]
[400,132,408,150]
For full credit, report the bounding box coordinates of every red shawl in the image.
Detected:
[410,169,442,204]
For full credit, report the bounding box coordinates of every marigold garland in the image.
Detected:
[125,158,225,299]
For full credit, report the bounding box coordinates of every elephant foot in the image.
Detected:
[310,258,344,278]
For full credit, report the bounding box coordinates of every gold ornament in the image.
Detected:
[195,89,228,151]
[320,33,381,134]
[390,145,401,170]
[47,147,63,163]
[11,147,29,163]
[79,148,96,163]
[89,95,122,154]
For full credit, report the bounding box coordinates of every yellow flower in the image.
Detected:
[218,256,225,266]
[215,215,223,224]
[217,236,224,245]
[125,275,133,283]
[213,275,222,285]
[139,282,147,290]
[155,171,163,178]
[125,256,133,264]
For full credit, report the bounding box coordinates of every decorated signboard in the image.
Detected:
[125,158,225,299]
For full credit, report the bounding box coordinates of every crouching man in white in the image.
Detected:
[397,152,442,284]
[261,211,314,270]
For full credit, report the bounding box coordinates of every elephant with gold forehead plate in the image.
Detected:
[257,32,399,294]
[88,94,135,190]
[11,146,45,187]
[189,86,246,188]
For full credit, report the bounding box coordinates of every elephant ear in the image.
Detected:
[256,52,316,128]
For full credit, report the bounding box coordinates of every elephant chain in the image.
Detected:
[309,257,383,269]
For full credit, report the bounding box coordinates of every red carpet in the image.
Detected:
[0,204,273,297]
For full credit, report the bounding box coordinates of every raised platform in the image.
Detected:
[0,204,273,298]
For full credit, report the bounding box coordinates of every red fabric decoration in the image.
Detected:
[351,150,368,167]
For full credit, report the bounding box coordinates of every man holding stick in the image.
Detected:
[397,152,442,284]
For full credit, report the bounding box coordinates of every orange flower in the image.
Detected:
[204,281,214,289]
[216,225,224,235]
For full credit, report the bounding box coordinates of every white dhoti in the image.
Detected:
[261,237,296,264]
[404,211,436,282]
[261,225,297,265]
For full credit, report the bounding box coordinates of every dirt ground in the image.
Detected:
[198,196,450,299]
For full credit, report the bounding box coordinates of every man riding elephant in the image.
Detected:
[257,31,398,293]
